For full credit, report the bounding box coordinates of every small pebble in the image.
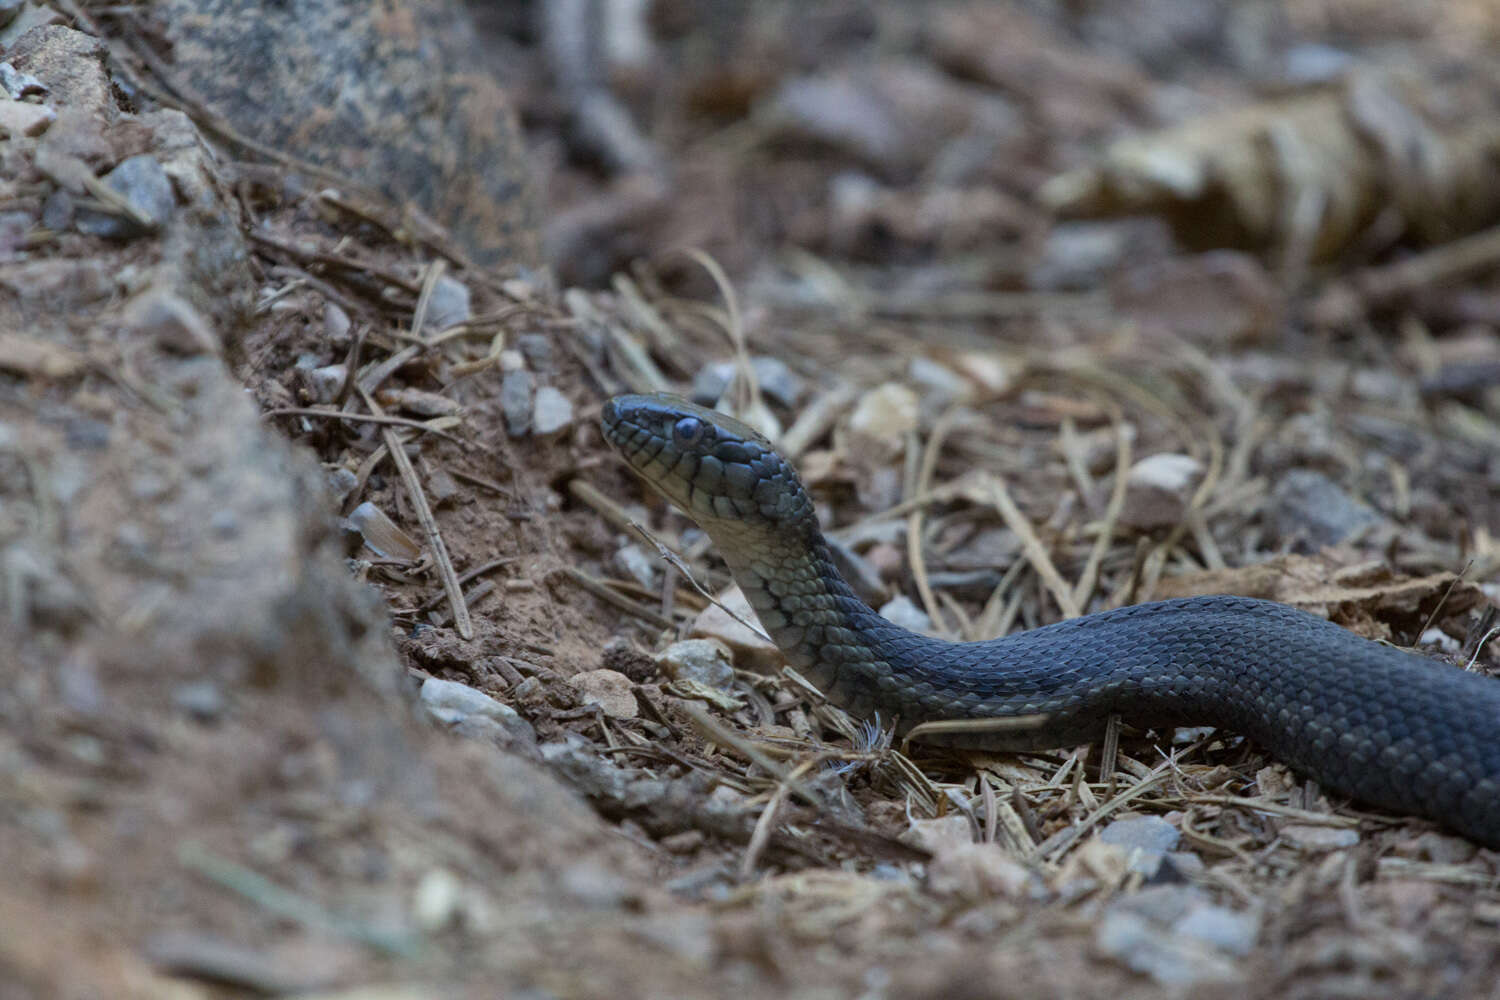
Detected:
[420,677,522,726]
[0,99,54,137]
[655,638,735,690]
[848,382,919,443]
[500,370,533,436]
[76,155,176,238]
[306,364,348,403]
[1267,469,1380,550]
[173,680,226,722]
[423,275,471,331]
[879,594,931,633]
[613,544,656,588]
[570,669,638,718]
[532,386,574,435]
[1120,453,1203,530]
[691,587,782,673]
[1281,824,1360,851]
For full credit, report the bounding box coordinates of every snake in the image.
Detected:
[601,392,1500,847]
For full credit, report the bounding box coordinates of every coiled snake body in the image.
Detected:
[602,393,1500,847]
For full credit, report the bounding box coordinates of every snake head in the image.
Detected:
[601,393,817,536]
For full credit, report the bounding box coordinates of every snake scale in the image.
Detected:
[601,393,1500,847]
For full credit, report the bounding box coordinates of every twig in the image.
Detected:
[357,385,472,639]
[261,406,463,442]
[983,473,1082,619]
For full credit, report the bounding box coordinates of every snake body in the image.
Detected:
[601,392,1500,847]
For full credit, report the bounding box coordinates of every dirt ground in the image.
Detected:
[5,1,1500,998]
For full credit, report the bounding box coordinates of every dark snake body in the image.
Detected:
[602,393,1500,847]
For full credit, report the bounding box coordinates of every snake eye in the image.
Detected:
[672,416,706,447]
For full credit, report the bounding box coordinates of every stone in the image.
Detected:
[654,638,735,690]
[76,155,176,238]
[1119,453,1203,530]
[613,543,656,588]
[1099,815,1182,878]
[690,586,782,674]
[926,842,1032,901]
[419,677,523,727]
[570,668,638,719]
[1095,910,1241,986]
[906,357,971,407]
[878,594,931,633]
[151,0,539,269]
[500,369,533,436]
[1280,824,1360,851]
[1030,221,1132,291]
[120,289,219,355]
[423,275,471,331]
[1100,815,1180,854]
[848,382,919,443]
[306,364,348,404]
[1172,903,1260,956]
[1267,469,1381,550]
[690,356,806,409]
[532,386,574,435]
[172,680,226,722]
[0,98,54,137]
[899,813,973,854]
[0,61,46,98]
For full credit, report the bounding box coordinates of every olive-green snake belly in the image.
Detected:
[601,393,1500,847]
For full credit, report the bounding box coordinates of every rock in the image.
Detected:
[419,677,523,726]
[323,302,351,341]
[906,357,971,408]
[532,386,574,435]
[1099,815,1182,878]
[690,357,806,409]
[120,289,220,355]
[516,333,553,372]
[1030,221,1133,291]
[172,680,226,722]
[41,188,72,230]
[878,594,931,633]
[1097,885,1252,986]
[613,544,656,588]
[324,467,358,506]
[926,842,1032,901]
[690,586,782,674]
[654,638,735,690]
[151,0,539,269]
[1119,453,1203,530]
[411,867,464,932]
[570,669,638,719]
[0,3,24,30]
[1172,903,1260,956]
[1267,469,1381,550]
[7,25,108,117]
[1100,815,1180,854]
[0,98,54,137]
[848,382,919,443]
[423,275,470,331]
[75,155,176,238]
[500,370,533,436]
[1280,824,1360,851]
[899,813,973,854]
[306,364,348,404]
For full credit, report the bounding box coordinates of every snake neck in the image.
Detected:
[716,519,914,682]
